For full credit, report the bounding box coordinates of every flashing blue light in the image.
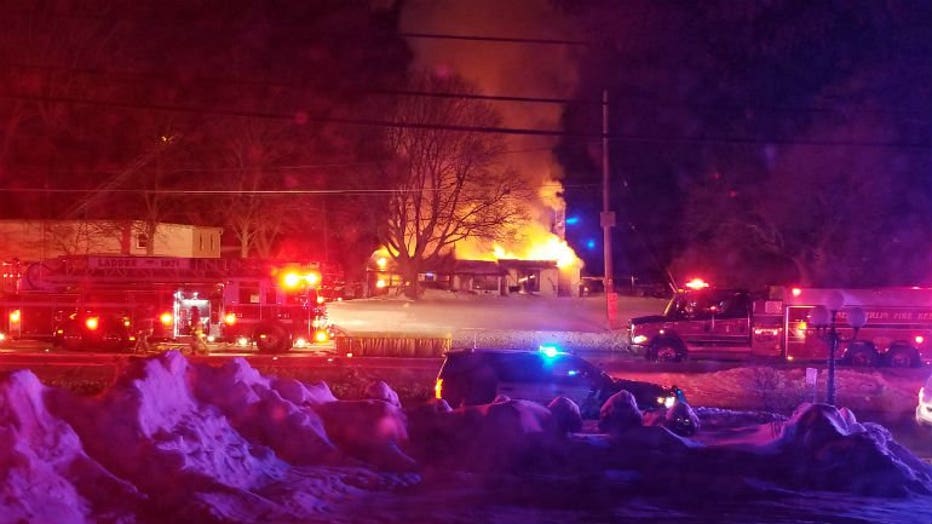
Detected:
[539,344,560,358]
[567,369,579,376]
[565,215,580,225]
[585,239,597,250]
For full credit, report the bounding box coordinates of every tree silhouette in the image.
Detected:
[379,72,529,297]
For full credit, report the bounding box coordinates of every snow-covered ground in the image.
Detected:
[328,291,666,352]
[3,291,932,523]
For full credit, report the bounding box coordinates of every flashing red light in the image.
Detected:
[9,309,21,323]
[160,312,173,326]
[85,317,100,331]
[916,335,925,345]
[224,313,237,325]
[279,269,322,290]
[684,278,709,290]
[791,287,802,297]
[281,271,302,289]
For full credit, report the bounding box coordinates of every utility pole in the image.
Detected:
[600,89,617,328]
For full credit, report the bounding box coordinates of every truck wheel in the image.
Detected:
[254,323,291,354]
[649,340,685,363]
[844,342,878,367]
[887,345,919,368]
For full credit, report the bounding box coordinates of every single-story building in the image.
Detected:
[451,260,506,295]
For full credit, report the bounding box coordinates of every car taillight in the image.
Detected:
[434,378,444,400]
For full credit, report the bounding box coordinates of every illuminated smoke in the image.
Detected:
[400,0,582,269]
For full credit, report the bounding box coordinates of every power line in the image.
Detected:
[7,146,557,176]
[4,90,931,150]
[2,60,583,105]
[10,60,915,115]
[398,32,589,47]
[0,91,573,137]
[0,180,596,195]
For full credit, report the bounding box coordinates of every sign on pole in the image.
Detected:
[805,367,818,403]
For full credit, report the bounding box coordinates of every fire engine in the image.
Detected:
[627,279,932,367]
[0,256,335,353]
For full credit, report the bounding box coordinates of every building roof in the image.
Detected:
[453,260,507,275]
[497,259,559,270]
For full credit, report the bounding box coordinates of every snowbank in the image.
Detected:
[1,351,930,523]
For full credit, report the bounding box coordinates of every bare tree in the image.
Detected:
[204,117,309,258]
[380,73,528,297]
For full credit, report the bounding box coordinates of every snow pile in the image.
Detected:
[407,396,561,470]
[1,352,931,522]
[0,371,142,523]
[548,395,583,434]
[0,351,425,522]
[598,390,643,434]
[191,358,339,465]
[769,403,932,496]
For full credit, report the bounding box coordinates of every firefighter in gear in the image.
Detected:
[188,306,208,355]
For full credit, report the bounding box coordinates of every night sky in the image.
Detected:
[1,1,931,288]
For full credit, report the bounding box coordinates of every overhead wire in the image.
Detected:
[1,91,928,149]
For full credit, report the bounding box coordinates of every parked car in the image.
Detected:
[434,347,682,418]
[918,372,932,427]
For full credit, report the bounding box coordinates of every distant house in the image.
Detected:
[451,260,506,295]
[0,220,223,262]
[365,254,581,298]
[498,259,561,297]
[449,259,579,297]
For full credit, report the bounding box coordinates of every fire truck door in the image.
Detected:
[708,292,752,353]
[669,294,719,351]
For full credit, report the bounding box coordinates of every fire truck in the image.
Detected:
[0,256,335,353]
[627,279,932,368]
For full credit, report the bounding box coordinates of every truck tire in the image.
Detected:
[648,339,686,363]
[886,344,919,368]
[254,322,291,354]
[844,342,879,367]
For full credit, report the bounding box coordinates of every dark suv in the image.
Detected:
[434,348,680,417]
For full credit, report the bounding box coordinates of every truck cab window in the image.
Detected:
[673,294,715,320]
[718,293,750,318]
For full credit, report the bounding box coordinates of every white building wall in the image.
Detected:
[0,220,222,262]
